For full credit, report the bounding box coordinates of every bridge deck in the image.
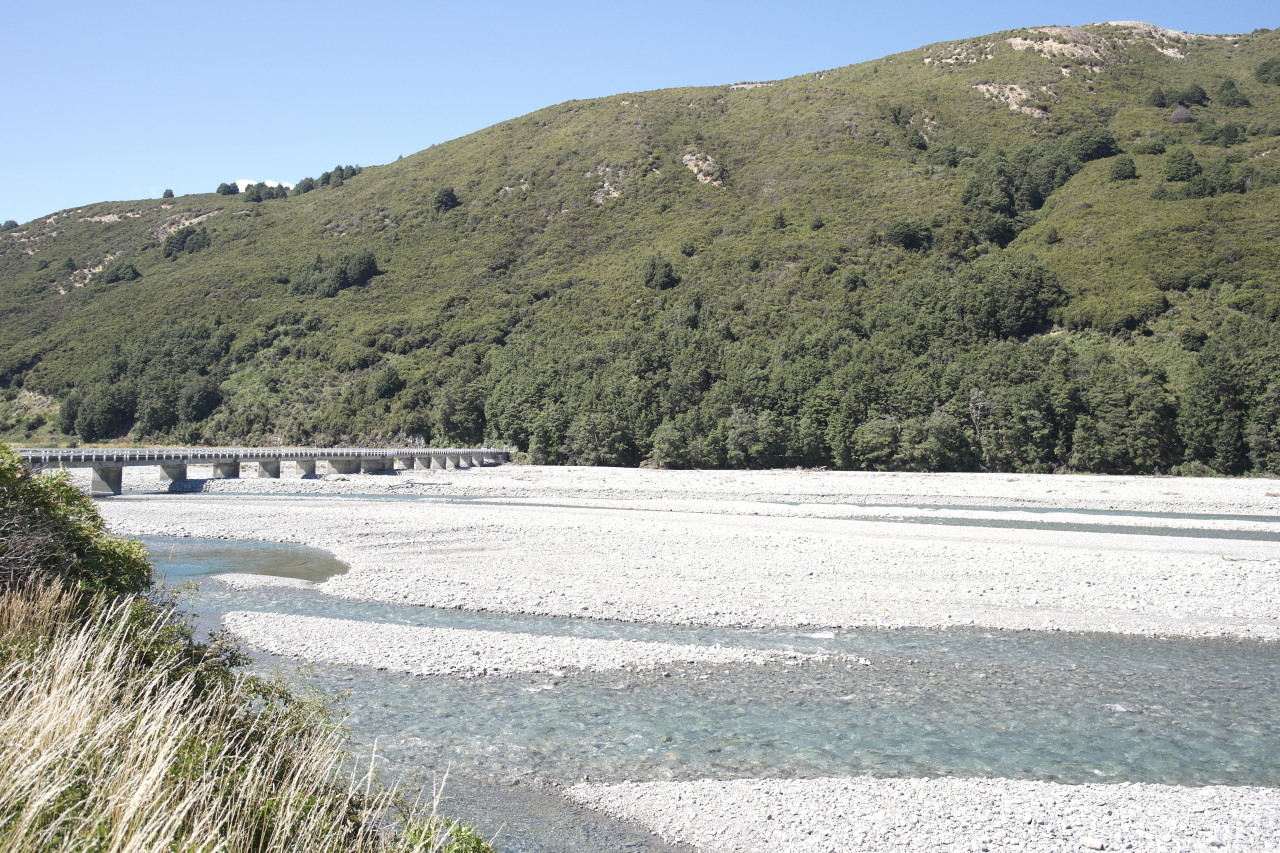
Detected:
[17,447,506,468]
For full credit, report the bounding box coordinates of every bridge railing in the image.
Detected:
[16,447,509,468]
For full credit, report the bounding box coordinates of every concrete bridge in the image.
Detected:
[17,446,511,495]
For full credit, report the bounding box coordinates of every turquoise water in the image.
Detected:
[144,534,1280,852]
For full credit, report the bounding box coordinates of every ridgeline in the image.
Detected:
[2,22,1279,475]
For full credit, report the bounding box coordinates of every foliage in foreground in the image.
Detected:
[0,444,494,853]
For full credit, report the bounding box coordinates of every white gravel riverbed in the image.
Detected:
[567,777,1280,852]
[67,462,1280,515]
[75,465,1280,853]
[221,611,817,676]
[93,467,1280,640]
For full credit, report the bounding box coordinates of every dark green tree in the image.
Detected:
[1109,154,1138,181]
[370,365,405,400]
[1147,86,1168,107]
[57,390,82,435]
[98,260,140,283]
[1255,57,1280,85]
[1164,148,1201,181]
[73,385,134,441]
[641,254,678,289]
[215,182,239,195]
[1,219,18,230]
[1215,78,1251,108]
[177,376,222,423]
[431,187,461,212]
[162,226,210,258]
[161,188,174,199]
[1177,83,1208,105]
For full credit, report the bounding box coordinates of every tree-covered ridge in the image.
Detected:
[1,22,1279,475]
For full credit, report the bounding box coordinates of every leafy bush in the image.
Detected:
[641,254,679,289]
[162,225,210,258]
[1164,148,1201,181]
[0,443,149,595]
[97,258,140,283]
[432,187,461,213]
[291,250,379,298]
[1109,154,1138,181]
[1256,57,1280,85]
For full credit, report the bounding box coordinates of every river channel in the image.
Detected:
[140,502,1280,853]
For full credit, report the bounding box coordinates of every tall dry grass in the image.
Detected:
[0,581,491,853]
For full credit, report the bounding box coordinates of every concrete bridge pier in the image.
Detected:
[326,459,360,475]
[295,460,316,477]
[90,466,123,496]
[257,461,281,478]
[428,455,443,470]
[362,458,390,474]
[212,462,240,479]
[394,457,415,471]
[160,463,188,483]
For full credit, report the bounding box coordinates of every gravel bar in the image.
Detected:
[221,611,816,676]
[98,479,1280,639]
[64,463,1280,515]
[567,777,1280,852]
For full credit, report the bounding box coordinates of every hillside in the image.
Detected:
[2,21,1279,474]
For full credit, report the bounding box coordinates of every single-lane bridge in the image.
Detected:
[17,446,511,495]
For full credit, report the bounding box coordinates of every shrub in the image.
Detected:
[0,443,149,595]
[162,226,210,258]
[1109,154,1138,181]
[432,187,461,213]
[1255,57,1280,86]
[1215,79,1251,108]
[1128,138,1166,155]
[98,259,140,283]
[641,254,679,289]
[1164,148,1201,182]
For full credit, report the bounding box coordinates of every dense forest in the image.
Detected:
[1,22,1279,475]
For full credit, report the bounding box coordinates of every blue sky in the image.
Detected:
[2,1,1274,224]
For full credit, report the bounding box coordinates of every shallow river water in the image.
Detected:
[140,516,1280,852]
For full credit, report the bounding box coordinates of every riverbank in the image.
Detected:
[568,777,1280,852]
[82,465,1280,853]
[92,467,1280,640]
[66,462,1280,515]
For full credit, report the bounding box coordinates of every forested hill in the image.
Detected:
[2,22,1280,474]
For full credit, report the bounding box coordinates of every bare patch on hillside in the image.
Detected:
[728,81,776,90]
[153,210,221,241]
[58,252,120,292]
[498,182,530,200]
[973,83,1050,118]
[682,152,723,186]
[79,210,145,224]
[923,42,995,65]
[1005,35,1102,60]
[587,165,623,204]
